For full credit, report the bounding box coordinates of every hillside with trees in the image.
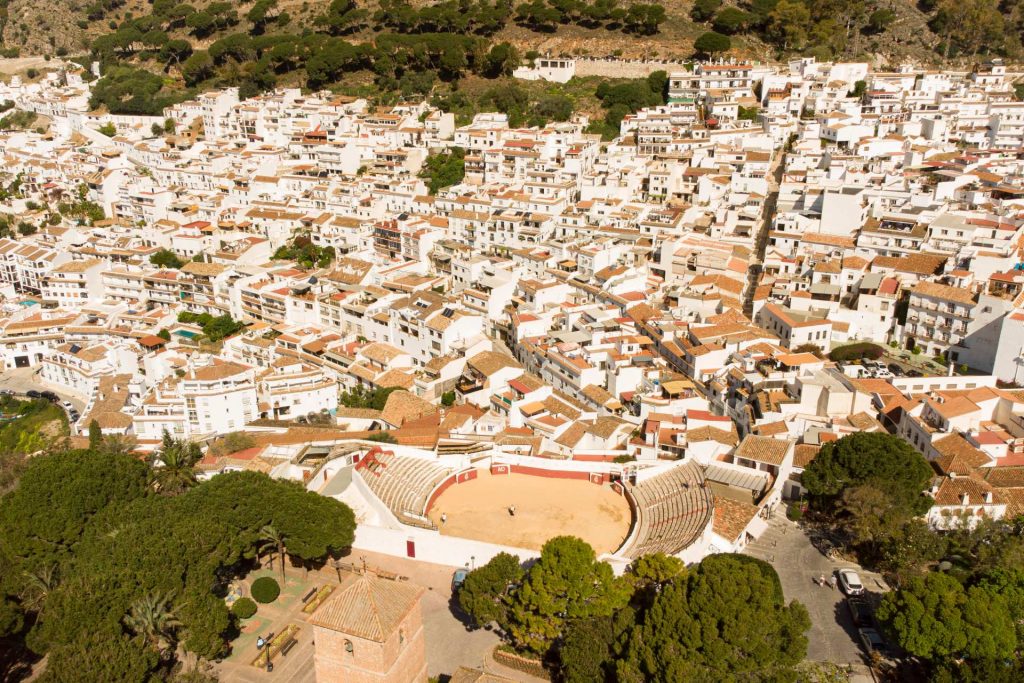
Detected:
[3,1,1021,118]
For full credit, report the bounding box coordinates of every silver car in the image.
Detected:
[838,569,865,596]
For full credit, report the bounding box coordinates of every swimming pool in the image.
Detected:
[174,329,199,339]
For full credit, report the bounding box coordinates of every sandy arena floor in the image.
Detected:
[427,470,632,554]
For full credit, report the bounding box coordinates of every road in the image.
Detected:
[744,514,887,673]
[0,366,86,412]
[742,144,787,318]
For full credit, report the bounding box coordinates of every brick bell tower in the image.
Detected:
[309,571,427,683]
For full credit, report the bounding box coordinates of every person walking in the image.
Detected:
[827,574,837,590]
[440,512,447,526]
[818,573,826,587]
[508,504,516,517]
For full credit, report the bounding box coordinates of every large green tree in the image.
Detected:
[877,572,1017,662]
[458,551,523,628]
[506,536,628,654]
[617,554,810,682]
[802,432,933,517]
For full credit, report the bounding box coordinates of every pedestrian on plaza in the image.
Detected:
[818,573,826,587]
[509,504,516,517]
[441,512,447,526]
[828,574,837,590]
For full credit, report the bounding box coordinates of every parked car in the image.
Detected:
[451,568,469,592]
[40,391,59,403]
[857,627,888,657]
[906,369,923,378]
[838,569,865,596]
[26,390,41,399]
[847,597,875,627]
[68,410,80,422]
[887,363,905,377]
[61,400,74,410]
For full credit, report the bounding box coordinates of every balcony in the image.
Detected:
[456,379,483,395]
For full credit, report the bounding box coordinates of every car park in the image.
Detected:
[846,597,875,627]
[838,569,865,596]
[451,567,469,592]
[857,627,888,657]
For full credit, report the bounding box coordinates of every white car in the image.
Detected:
[62,400,74,410]
[838,569,865,596]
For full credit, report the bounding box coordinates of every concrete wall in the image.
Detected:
[351,523,538,570]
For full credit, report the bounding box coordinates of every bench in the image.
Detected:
[302,587,318,603]
[280,638,297,656]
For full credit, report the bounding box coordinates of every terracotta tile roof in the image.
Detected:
[735,435,792,466]
[309,572,425,642]
[688,425,739,446]
[467,350,522,376]
[932,476,1002,506]
[932,433,992,475]
[793,444,820,468]
[713,496,759,543]
[911,281,977,306]
[380,390,436,428]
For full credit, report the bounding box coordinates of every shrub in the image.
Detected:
[251,576,280,604]
[786,501,804,521]
[911,346,922,355]
[232,597,257,619]
[694,31,731,55]
[828,342,884,362]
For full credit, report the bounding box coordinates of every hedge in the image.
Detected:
[232,597,257,619]
[828,342,884,362]
[251,577,281,604]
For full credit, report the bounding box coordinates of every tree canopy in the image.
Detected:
[420,147,466,194]
[877,571,1017,662]
[0,449,356,679]
[802,432,933,517]
[616,554,809,681]
[506,536,629,654]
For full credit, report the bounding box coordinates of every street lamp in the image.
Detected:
[257,632,274,672]
[470,555,475,570]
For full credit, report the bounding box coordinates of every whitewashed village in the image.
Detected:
[3,53,1024,681]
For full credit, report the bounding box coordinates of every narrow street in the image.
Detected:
[742,144,786,318]
[743,514,886,675]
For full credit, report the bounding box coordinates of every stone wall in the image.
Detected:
[492,646,548,679]
[573,57,688,79]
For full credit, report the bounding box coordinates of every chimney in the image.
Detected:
[960,492,970,506]
[985,491,993,504]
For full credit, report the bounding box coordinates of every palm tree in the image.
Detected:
[124,591,182,658]
[150,431,201,496]
[20,564,58,615]
[258,524,288,583]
